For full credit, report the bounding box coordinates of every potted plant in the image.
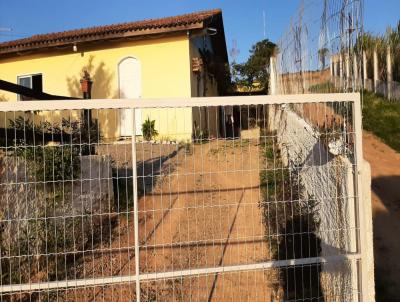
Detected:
[142,117,158,141]
[80,70,93,98]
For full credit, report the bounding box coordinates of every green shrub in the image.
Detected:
[142,117,158,141]
[15,144,81,182]
[362,91,400,152]
[6,115,101,154]
[10,117,83,182]
[0,116,101,289]
[308,81,338,93]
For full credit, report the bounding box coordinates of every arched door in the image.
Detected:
[118,57,142,136]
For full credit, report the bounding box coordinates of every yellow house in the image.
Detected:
[0,9,229,141]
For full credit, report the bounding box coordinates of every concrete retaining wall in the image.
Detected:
[268,104,374,301]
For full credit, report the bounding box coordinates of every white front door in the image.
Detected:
[118,57,142,136]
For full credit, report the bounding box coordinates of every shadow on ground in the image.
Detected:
[112,147,181,210]
[371,175,400,301]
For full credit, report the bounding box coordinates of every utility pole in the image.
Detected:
[263,10,266,39]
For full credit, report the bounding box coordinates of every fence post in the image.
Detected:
[131,107,141,302]
[362,160,376,301]
[373,48,378,93]
[363,51,368,87]
[353,95,369,302]
[345,53,350,90]
[353,54,358,90]
[330,55,335,87]
[387,46,392,100]
[269,56,277,95]
[339,53,344,89]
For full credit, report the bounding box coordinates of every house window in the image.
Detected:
[17,74,43,100]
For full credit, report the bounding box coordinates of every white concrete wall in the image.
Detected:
[362,160,375,301]
[267,105,372,301]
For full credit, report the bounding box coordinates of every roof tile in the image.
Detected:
[0,9,221,54]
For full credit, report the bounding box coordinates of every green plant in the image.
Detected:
[358,21,400,82]
[362,91,400,152]
[0,116,103,293]
[5,115,102,154]
[0,194,92,286]
[15,144,81,182]
[308,81,338,93]
[9,117,83,182]
[232,39,277,92]
[193,128,208,144]
[142,117,158,141]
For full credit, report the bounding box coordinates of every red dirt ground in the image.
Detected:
[363,131,400,301]
[55,140,274,302]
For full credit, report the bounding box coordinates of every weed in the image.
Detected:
[362,91,400,152]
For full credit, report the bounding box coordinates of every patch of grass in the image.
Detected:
[362,91,400,152]
[193,128,209,144]
[208,139,253,156]
[309,81,338,93]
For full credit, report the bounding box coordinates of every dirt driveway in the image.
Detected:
[64,139,273,302]
[363,132,400,301]
[137,140,272,301]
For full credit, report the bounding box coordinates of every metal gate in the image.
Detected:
[0,93,370,301]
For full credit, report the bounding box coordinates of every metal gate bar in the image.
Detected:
[0,93,367,301]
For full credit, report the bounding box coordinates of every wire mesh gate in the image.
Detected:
[0,94,367,301]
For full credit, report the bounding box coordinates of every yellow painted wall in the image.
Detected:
[0,35,193,140]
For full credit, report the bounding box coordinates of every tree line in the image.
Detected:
[230,39,277,93]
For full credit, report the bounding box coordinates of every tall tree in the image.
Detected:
[232,39,277,92]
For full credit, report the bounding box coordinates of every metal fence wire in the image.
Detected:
[0,94,365,301]
[273,0,363,95]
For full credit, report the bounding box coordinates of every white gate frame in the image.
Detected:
[0,93,372,302]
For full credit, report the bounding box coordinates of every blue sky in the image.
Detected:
[0,0,399,63]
